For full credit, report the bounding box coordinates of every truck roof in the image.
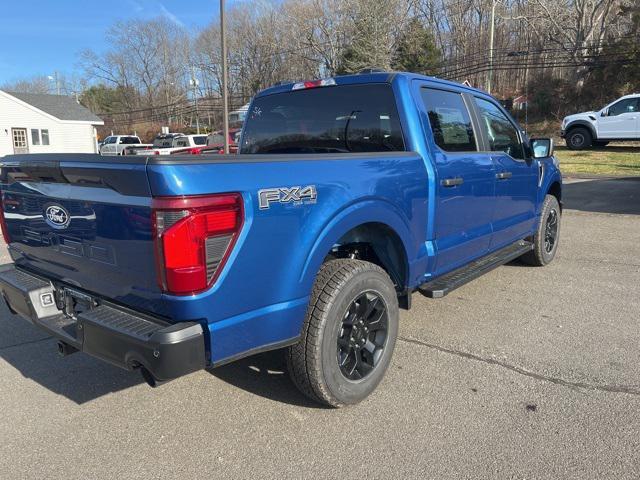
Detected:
[255,72,489,99]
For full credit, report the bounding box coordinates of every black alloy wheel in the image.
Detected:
[544,208,559,254]
[337,291,389,381]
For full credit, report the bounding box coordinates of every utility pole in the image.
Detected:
[48,72,61,95]
[191,66,200,134]
[487,0,498,94]
[220,0,230,154]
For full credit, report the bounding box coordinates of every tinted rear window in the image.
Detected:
[193,136,207,145]
[241,84,405,154]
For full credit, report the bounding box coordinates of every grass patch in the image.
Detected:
[554,146,640,176]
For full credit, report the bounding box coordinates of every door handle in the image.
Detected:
[496,172,513,180]
[441,177,464,187]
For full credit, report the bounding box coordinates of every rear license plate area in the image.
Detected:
[60,287,96,319]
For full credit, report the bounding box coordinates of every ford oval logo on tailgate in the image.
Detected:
[44,204,70,229]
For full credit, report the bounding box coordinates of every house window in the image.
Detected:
[31,129,41,146]
[12,129,27,148]
[41,129,50,145]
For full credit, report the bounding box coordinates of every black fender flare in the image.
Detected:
[565,120,597,140]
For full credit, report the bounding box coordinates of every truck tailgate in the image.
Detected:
[0,154,161,314]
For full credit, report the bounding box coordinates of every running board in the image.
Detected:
[419,240,533,299]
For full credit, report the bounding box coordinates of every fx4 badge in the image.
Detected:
[258,185,317,210]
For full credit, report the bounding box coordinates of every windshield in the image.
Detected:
[241,84,405,154]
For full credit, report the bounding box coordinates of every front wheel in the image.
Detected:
[566,127,592,150]
[521,194,561,266]
[287,259,399,407]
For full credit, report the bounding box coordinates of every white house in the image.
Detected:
[0,90,104,157]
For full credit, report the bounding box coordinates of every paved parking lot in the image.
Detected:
[1,177,639,479]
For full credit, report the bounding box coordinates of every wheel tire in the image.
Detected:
[593,141,609,148]
[521,194,561,266]
[565,127,592,150]
[287,259,399,408]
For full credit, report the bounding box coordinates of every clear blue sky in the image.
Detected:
[0,0,224,84]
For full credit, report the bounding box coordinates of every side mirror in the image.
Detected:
[530,138,554,159]
[601,108,608,117]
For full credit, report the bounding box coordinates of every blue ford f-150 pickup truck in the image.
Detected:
[0,72,561,407]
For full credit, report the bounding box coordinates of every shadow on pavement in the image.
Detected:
[0,308,145,404]
[209,349,326,409]
[563,177,640,215]
[1,304,319,407]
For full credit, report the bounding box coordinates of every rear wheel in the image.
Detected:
[521,194,561,266]
[566,127,592,150]
[287,259,398,407]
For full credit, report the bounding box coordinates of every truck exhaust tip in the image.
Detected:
[57,341,78,357]
[140,367,168,388]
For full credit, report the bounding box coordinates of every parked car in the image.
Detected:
[206,128,240,154]
[0,72,561,407]
[561,93,640,149]
[121,144,154,156]
[152,133,184,148]
[143,134,207,155]
[129,133,181,156]
[100,135,151,155]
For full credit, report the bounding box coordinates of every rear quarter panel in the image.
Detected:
[146,153,429,362]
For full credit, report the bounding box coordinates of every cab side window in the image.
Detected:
[474,98,524,160]
[420,88,477,152]
[608,98,638,116]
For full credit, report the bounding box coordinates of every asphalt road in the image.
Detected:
[1,177,639,479]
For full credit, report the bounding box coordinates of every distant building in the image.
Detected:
[513,94,529,111]
[229,103,250,126]
[0,90,104,157]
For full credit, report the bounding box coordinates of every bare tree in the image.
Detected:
[81,17,190,113]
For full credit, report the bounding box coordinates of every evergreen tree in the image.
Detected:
[392,17,441,75]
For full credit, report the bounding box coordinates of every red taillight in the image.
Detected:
[0,193,11,244]
[152,193,243,295]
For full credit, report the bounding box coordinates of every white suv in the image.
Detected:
[561,94,640,149]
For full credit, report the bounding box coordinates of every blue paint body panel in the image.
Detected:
[0,73,562,366]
